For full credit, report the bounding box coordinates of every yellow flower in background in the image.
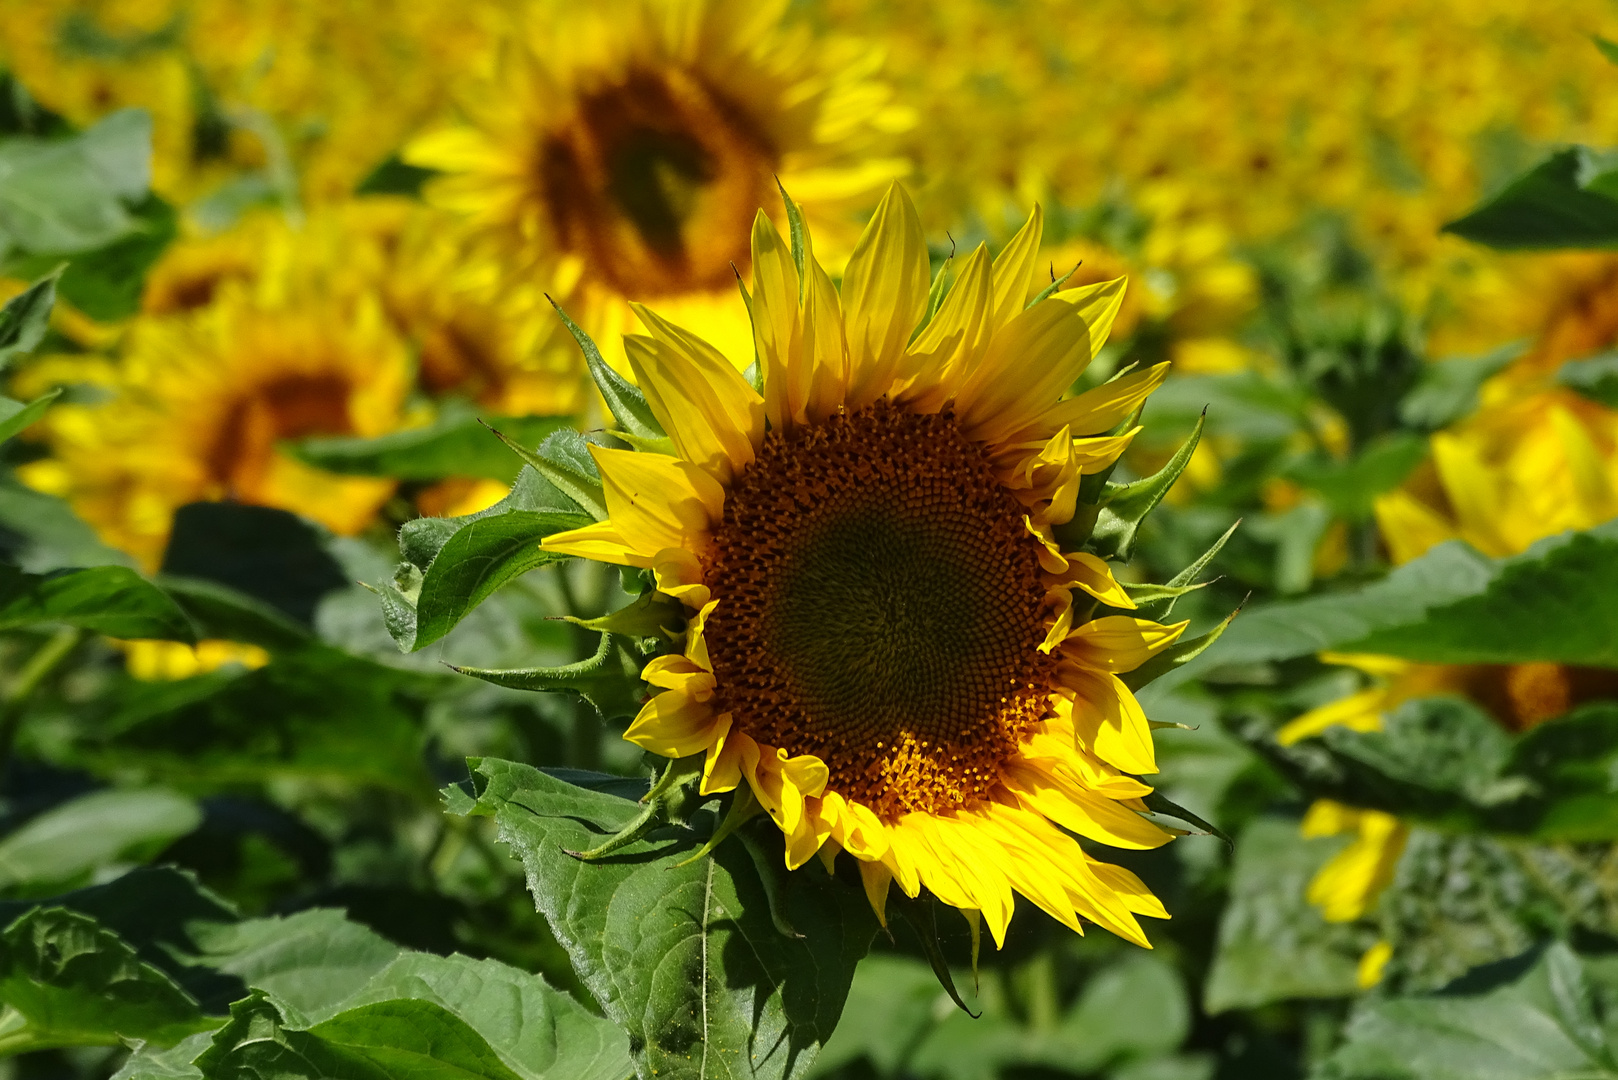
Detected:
[408,0,911,377]
[1300,800,1408,924]
[118,639,271,681]
[18,285,410,569]
[0,0,489,202]
[544,185,1183,946]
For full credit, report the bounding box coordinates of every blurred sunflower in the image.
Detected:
[543,185,1183,946]
[18,283,410,569]
[406,0,911,375]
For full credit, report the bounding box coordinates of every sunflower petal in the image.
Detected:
[842,183,930,409]
[989,203,1045,331]
[588,445,724,559]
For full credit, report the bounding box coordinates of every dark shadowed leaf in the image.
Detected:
[160,503,348,627]
[1443,146,1618,250]
[0,268,60,368]
[0,563,193,640]
[293,410,573,482]
[0,788,201,898]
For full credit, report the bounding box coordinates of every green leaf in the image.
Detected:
[1346,523,1618,666]
[0,788,201,898]
[776,180,810,296]
[187,909,403,1021]
[355,154,436,197]
[0,906,212,1054]
[0,109,151,253]
[1558,351,1618,408]
[0,563,194,641]
[1597,34,1618,65]
[1399,344,1519,430]
[812,955,944,1077]
[309,1000,529,1080]
[159,503,348,628]
[550,298,666,441]
[337,952,632,1080]
[1089,411,1205,561]
[157,575,312,653]
[450,632,645,724]
[457,757,879,1080]
[0,388,59,443]
[1285,433,1428,520]
[0,267,60,369]
[1443,146,1618,250]
[1137,520,1240,620]
[6,192,178,320]
[399,466,586,572]
[1202,817,1371,1013]
[292,410,573,482]
[82,648,436,794]
[192,992,386,1080]
[409,509,584,651]
[0,475,133,571]
[1318,943,1618,1080]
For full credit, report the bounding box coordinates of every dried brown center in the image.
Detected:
[703,403,1054,820]
[538,66,775,298]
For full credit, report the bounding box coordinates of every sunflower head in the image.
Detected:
[539,183,1196,948]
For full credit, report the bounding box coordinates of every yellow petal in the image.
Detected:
[803,258,849,424]
[624,690,722,758]
[954,293,1097,443]
[1063,552,1136,609]
[1062,616,1188,673]
[1019,362,1171,444]
[749,211,805,431]
[842,183,929,409]
[1276,688,1388,746]
[1004,761,1173,850]
[989,203,1044,331]
[626,304,764,484]
[1305,808,1409,922]
[901,244,993,410]
[858,858,893,927]
[540,519,643,565]
[1062,669,1159,774]
[589,446,723,559]
[1373,489,1458,566]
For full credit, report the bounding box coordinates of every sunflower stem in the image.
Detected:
[564,754,701,860]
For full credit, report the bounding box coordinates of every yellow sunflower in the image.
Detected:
[541,185,1183,947]
[407,0,910,376]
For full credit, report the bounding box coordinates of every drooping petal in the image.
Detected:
[624,689,724,758]
[1061,669,1159,774]
[1061,616,1188,673]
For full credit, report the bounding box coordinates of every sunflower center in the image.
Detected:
[703,402,1054,820]
[539,66,776,299]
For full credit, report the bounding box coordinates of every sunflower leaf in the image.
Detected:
[0,563,194,641]
[292,409,572,481]
[455,756,878,1080]
[1558,351,1618,408]
[1442,146,1618,249]
[1088,411,1206,562]
[0,388,60,443]
[550,298,666,441]
[485,427,609,521]
[0,268,61,370]
[1137,518,1240,619]
[449,632,645,723]
[776,181,810,298]
[0,905,215,1055]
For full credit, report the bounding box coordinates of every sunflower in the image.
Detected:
[18,284,410,569]
[406,0,910,378]
[541,184,1183,947]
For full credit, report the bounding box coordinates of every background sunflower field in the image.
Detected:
[3,2,1618,1078]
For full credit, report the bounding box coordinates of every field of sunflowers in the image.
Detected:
[5,2,1618,1078]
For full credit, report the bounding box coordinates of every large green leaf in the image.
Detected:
[1203,817,1370,1013]
[0,109,151,253]
[0,906,213,1054]
[0,788,201,898]
[0,563,194,640]
[6,192,177,320]
[337,952,632,1080]
[456,757,878,1080]
[1283,433,1427,520]
[1444,147,1618,250]
[293,411,573,482]
[1398,345,1519,430]
[1317,943,1618,1080]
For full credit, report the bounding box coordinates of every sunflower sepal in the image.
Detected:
[889,892,981,1017]
[1141,790,1233,850]
[1138,519,1242,622]
[565,754,704,861]
[484,424,609,520]
[562,589,686,642]
[1119,601,1242,692]
[549,297,668,443]
[1087,409,1206,562]
[447,631,646,724]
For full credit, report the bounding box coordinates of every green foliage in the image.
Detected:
[293,410,573,482]
[0,268,60,368]
[0,564,194,641]
[552,299,668,444]
[1204,817,1370,1013]
[1559,352,1618,408]
[1398,345,1519,430]
[1444,146,1618,249]
[456,757,877,1080]
[0,109,151,254]
[1317,944,1618,1080]
[450,632,646,724]
[0,789,201,897]
[1086,413,1204,561]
